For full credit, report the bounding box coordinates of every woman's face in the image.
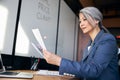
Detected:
[79,13,94,34]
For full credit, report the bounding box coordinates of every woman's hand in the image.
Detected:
[43,50,61,66]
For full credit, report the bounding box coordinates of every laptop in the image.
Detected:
[0,54,33,79]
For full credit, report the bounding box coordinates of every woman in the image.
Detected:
[43,7,120,80]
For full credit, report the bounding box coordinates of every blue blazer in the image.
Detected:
[59,30,120,80]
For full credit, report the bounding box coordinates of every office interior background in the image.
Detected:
[0,0,120,71]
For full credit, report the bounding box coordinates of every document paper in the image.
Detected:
[31,42,43,57]
[36,70,59,76]
[32,28,47,57]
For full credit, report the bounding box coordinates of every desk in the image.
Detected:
[0,70,79,80]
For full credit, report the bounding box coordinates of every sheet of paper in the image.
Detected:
[36,70,59,76]
[31,42,43,57]
[32,28,47,50]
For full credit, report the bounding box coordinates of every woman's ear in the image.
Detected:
[95,20,99,25]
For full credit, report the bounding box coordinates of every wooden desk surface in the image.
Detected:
[0,70,79,80]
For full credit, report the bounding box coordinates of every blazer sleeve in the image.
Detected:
[59,34,118,78]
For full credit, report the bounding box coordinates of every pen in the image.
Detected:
[30,59,38,70]
[33,58,40,70]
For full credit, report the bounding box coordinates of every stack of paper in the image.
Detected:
[36,70,59,76]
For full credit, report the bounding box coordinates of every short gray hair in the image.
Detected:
[80,7,109,33]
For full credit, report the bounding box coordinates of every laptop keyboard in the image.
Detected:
[0,71,19,75]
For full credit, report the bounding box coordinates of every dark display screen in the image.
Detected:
[0,56,3,71]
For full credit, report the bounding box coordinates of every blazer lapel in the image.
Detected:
[82,30,105,61]
[82,42,94,61]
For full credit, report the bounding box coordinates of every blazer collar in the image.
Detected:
[93,29,105,44]
[82,30,105,61]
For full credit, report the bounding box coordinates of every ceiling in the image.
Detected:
[64,0,120,18]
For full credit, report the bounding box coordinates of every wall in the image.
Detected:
[103,18,120,28]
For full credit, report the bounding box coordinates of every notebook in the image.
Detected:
[0,55,33,79]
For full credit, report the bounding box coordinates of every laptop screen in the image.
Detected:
[0,54,33,79]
